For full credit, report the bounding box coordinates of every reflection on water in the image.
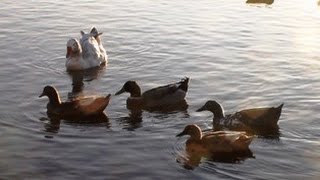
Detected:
[67,66,105,100]
[1,0,320,179]
[246,0,274,5]
[118,110,143,131]
[176,142,254,170]
[41,112,110,135]
[144,100,189,112]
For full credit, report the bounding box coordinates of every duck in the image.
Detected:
[66,38,96,71]
[176,124,253,154]
[196,100,284,133]
[246,0,274,5]
[65,27,107,71]
[39,86,111,118]
[80,27,107,64]
[115,77,189,111]
[86,27,108,64]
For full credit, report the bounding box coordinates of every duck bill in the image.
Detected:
[66,47,72,58]
[95,32,103,37]
[115,87,125,95]
[39,92,45,98]
[196,105,206,112]
[176,131,186,137]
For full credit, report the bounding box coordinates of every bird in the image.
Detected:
[80,27,107,65]
[39,86,111,118]
[65,38,96,71]
[196,100,284,133]
[246,0,274,5]
[65,27,107,71]
[115,77,189,111]
[176,124,254,154]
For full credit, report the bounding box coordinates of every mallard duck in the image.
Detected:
[80,27,107,64]
[177,124,253,154]
[246,0,274,5]
[39,86,111,117]
[115,77,189,111]
[196,100,284,132]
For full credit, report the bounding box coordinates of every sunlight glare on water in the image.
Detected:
[0,0,319,179]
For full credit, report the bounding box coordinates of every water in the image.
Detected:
[0,0,320,179]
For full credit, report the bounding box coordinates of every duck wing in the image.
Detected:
[203,131,253,152]
[142,77,189,100]
[80,34,103,67]
[57,94,111,117]
[238,104,283,128]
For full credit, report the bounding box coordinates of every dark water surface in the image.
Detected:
[0,0,319,179]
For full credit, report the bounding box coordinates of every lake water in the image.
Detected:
[0,0,320,179]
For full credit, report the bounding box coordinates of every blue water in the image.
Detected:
[0,0,319,179]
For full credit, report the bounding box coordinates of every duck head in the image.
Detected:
[115,81,142,97]
[176,124,202,140]
[89,27,103,38]
[66,38,82,58]
[80,27,103,43]
[196,100,225,119]
[39,86,61,105]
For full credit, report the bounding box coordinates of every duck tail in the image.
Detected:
[177,77,189,92]
[277,103,284,111]
[274,103,284,123]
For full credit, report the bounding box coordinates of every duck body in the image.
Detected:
[177,124,253,154]
[66,38,92,71]
[80,27,107,65]
[115,77,189,111]
[65,27,107,71]
[39,86,111,118]
[197,100,284,133]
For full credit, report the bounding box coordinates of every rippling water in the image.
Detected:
[0,0,320,179]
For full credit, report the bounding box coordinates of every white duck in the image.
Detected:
[66,38,92,71]
[65,27,107,71]
[80,27,107,64]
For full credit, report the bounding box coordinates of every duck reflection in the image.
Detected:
[176,124,254,169]
[246,0,274,5]
[42,112,110,134]
[67,66,105,100]
[145,100,189,113]
[177,144,254,170]
[118,109,143,131]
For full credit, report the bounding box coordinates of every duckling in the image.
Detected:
[115,77,189,111]
[177,124,253,154]
[39,86,111,118]
[246,0,274,5]
[196,100,283,133]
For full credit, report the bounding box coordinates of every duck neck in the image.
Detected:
[212,108,225,119]
[190,129,202,141]
[129,84,142,97]
[48,91,61,106]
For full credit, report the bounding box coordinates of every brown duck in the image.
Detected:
[115,77,189,111]
[177,124,253,154]
[196,100,283,133]
[39,86,111,117]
